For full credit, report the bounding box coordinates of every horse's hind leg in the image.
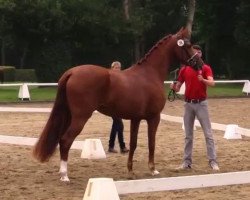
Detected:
[59,115,89,182]
[147,114,160,176]
[127,119,140,178]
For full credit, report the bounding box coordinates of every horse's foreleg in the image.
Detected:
[147,114,160,176]
[127,119,140,177]
[59,117,88,182]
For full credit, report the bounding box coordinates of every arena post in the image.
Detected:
[81,139,106,159]
[18,83,30,100]
[83,178,120,200]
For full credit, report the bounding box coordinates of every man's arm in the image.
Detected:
[170,81,183,92]
[198,75,215,87]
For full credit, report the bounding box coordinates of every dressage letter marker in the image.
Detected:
[224,124,242,139]
[83,178,120,200]
[81,139,106,159]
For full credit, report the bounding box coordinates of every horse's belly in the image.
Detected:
[97,100,165,120]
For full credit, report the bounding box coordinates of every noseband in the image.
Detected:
[183,46,202,70]
[187,52,202,70]
[187,52,198,64]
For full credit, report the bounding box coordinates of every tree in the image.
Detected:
[1,0,249,80]
[194,0,245,78]
[186,0,196,36]
[0,0,15,66]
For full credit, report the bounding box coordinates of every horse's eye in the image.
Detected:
[177,39,184,47]
[184,39,191,47]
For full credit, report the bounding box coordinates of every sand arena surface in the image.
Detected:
[0,98,249,199]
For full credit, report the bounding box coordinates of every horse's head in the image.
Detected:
[172,27,204,70]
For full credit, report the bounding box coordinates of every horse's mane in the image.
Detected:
[137,34,172,65]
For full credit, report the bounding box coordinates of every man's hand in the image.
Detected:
[170,82,181,92]
[170,83,175,89]
[198,75,215,87]
[197,75,204,82]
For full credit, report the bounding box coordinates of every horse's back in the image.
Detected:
[99,67,166,118]
[59,64,166,119]
[59,65,110,113]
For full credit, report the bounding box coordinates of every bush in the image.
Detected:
[0,66,16,82]
[34,41,72,82]
[15,69,37,82]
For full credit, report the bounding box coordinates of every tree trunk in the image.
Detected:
[123,0,130,20]
[20,46,28,69]
[186,0,196,37]
[134,36,145,62]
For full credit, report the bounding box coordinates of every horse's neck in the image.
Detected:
[137,44,174,82]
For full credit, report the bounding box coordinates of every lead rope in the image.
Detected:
[167,68,180,102]
[168,89,177,102]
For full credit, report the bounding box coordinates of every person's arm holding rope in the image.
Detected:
[170,81,182,92]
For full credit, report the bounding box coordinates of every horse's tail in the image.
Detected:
[33,71,72,162]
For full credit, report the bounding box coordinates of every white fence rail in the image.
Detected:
[0,80,249,100]
[83,171,250,199]
[164,80,250,95]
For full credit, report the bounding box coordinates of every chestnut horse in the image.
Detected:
[33,27,203,182]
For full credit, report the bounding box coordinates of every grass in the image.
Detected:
[207,83,245,97]
[0,83,248,103]
[0,86,57,102]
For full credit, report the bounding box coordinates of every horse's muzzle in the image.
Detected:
[187,54,203,70]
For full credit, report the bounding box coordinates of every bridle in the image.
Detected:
[187,52,198,65]
[167,38,202,102]
[178,38,203,70]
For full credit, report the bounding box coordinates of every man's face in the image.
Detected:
[194,48,202,58]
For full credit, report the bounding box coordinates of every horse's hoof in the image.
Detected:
[151,170,160,176]
[60,176,70,182]
[127,171,136,179]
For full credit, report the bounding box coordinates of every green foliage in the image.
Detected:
[34,41,72,82]
[0,66,15,81]
[15,69,37,82]
[195,0,250,79]
[0,0,249,80]
[234,0,250,47]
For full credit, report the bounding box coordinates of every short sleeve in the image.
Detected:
[203,64,213,78]
[177,66,185,83]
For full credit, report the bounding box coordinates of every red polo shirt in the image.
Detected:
[177,64,213,99]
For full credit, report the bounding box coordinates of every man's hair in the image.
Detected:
[193,44,202,51]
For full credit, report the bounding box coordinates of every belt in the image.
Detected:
[185,98,206,103]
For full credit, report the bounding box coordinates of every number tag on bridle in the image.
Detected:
[177,39,184,47]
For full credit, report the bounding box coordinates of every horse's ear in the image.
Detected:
[182,27,190,38]
[176,27,190,39]
[176,27,184,35]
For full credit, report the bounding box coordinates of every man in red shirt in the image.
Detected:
[170,45,219,171]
